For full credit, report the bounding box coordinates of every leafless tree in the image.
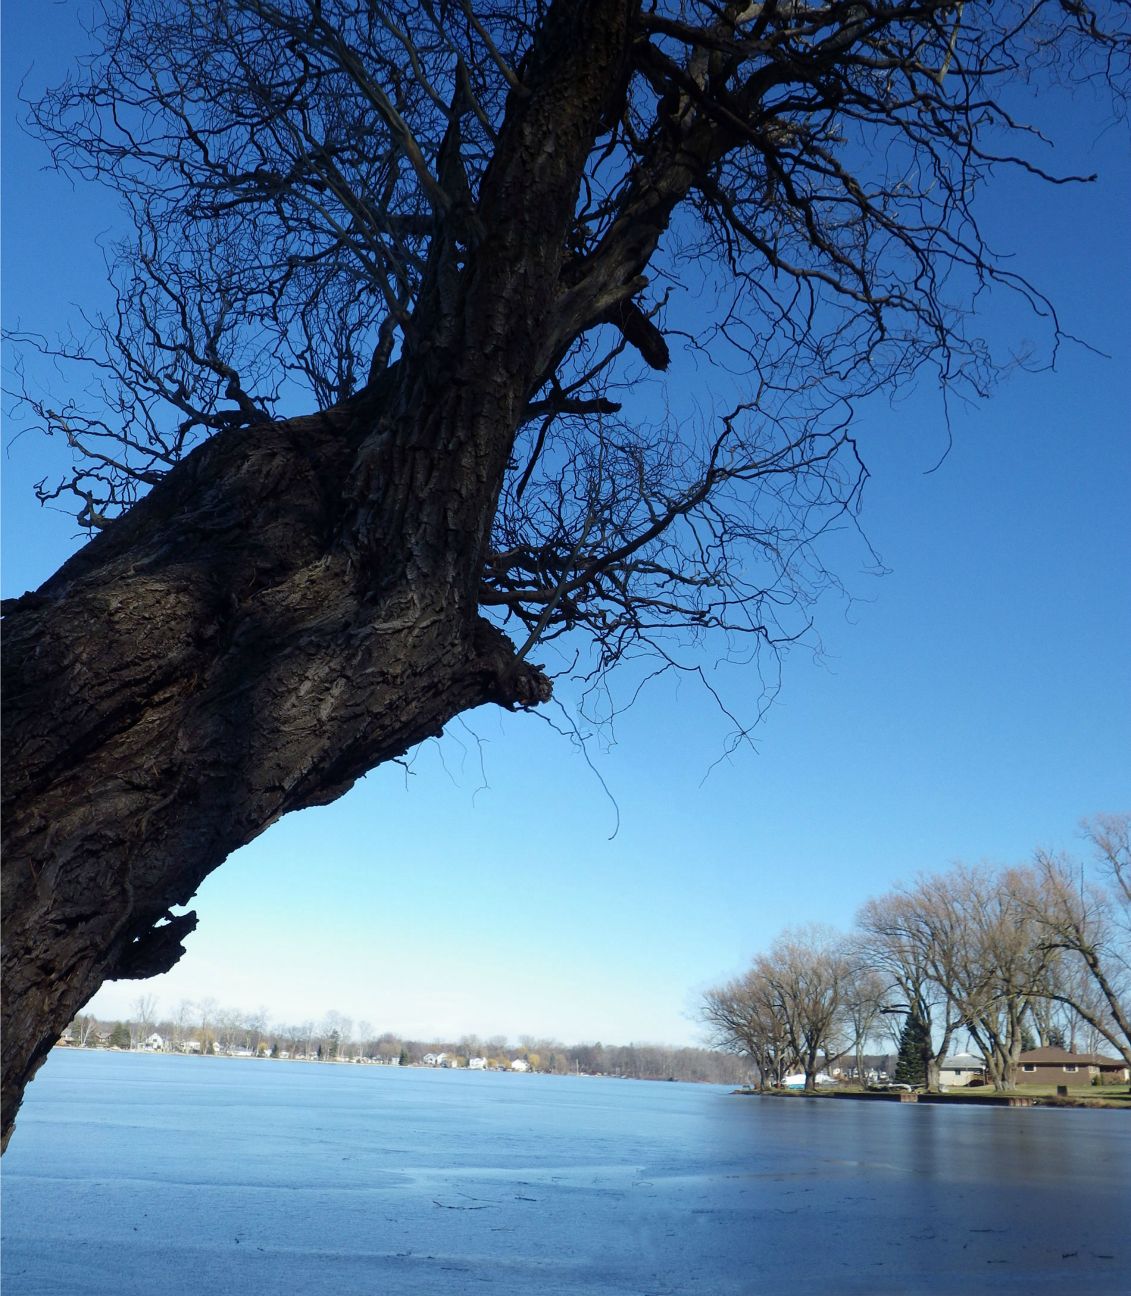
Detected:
[1025,968,1097,1053]
[320,1010,353,1059]
[1085,814,1131,925]
[706,925,854,1089]
[702,967,792,1088]
[354,1020,374,1060]
[762,926,856,1088]
[131,993,159,1048]
[171,999,197,1052]
[854,891,963,1090]
[298,1021,316,1061]
[276,1024,306,1059]
[897,865,1058,1090]
[841,965,888,1086]
[375,1031,405,1062]
[4,0,1128,1146]
[215,1007,247,1054]
[70,1014,99,1048]
[196,997,219,1055]
[244,1007,269,1056]
[1026,844,1131,1068]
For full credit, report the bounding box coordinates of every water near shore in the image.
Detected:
[3,1049,1128,1294]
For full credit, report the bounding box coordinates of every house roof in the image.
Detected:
[940,1054,984,1069]
[1018,1047,1126,1067]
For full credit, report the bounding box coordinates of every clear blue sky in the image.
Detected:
[3,3,1129,1046]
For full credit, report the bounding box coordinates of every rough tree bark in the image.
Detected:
[1,0,634,1149]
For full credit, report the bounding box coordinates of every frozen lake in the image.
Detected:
[2,1050,1129,1294]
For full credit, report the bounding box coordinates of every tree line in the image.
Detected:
[703,815,1131,1093]
[63,1002,749,1086]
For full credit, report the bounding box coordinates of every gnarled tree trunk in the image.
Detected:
[1,0,636,1149]
[0,394,550,1150]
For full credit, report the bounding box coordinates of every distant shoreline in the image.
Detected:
[51,1044,723,1083]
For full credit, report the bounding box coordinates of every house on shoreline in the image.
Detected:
[939,1054,986,1088]
[1016,1047,1130,1087]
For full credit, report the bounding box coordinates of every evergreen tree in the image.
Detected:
[893,1015,930,1088]
[108,1022,131,1050]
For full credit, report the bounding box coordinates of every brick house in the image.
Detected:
[1016,1046,1130,1087]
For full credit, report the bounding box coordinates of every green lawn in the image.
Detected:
[969,1083,1131,1109]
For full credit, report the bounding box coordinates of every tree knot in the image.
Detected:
[473,618,553,710]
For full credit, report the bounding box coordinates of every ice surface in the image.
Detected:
[3,1051,1129,1294]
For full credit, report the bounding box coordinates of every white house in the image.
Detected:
[939,1054,986,1088]
[468,1057,488,1070]
[510,1058,530,1072]
[145,1033,165,1051]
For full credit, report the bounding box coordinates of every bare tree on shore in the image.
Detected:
[1024,830,1131,1068]
[855,891,964,1091]
[704,925,857,1090]
[709,816,1131,1092]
